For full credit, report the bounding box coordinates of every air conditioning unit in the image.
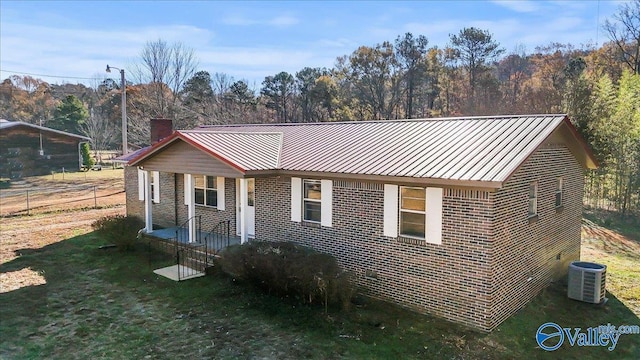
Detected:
[567,261,607,304]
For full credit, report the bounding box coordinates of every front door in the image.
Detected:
[236,178,255,238]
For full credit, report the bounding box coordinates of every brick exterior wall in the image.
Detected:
[255,177,495,330]
[489,144,583,329]
[124,142,584,331]
[124,166,142,219]
[254,144,583,331]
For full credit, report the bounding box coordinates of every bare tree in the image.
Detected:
[133,39,199,118]
[604,0,640,74]
[80,107,117,153]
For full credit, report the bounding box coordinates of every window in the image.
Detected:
[528,181,537,217]
[555,177,563,208]
[303,179,322,222]
[138,169,159,203]
[194,175,217,207]
[291,178,332,227]
[247,178,255,207]
[400,186,426,238]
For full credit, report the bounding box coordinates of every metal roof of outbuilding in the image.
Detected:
[0,119,91,141]
[129,114,597,187]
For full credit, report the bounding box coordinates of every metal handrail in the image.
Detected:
[175,215,202,244]
[204,220,231,254]
[175,215,203,280]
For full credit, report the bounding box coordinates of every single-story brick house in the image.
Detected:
[0,119,91,178]
[124,114,597,331]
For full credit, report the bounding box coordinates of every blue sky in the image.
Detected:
[0,1,624,88]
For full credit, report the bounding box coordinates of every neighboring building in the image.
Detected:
[0,119,91,178]
[124,114,597,331]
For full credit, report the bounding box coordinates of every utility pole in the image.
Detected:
[106,65,128,155]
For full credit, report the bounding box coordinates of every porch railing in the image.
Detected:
[205,220,231,254]
[147,217,233,281]
[176,215,202,245]
[175,215,207,280]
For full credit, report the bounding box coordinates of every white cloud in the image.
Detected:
[222,15,257,26]
[269,15,299,27]
[200,47,314,68]
[0,22,214,84]
[490,0,540,13]
[316,38,356,49]
[222,13,300,28]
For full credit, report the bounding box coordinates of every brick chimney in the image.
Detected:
[150,118,173,144]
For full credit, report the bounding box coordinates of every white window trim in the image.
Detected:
[138,169,159,203]
[383,184,442,245]
[425,187,443,245]
[138,168,145,201]
[529,181,538,217]
[193,175,219,208]
[399,186,427,239]
[217,177,226,210]
[320,180,332,227]
[290,177,332,227]
[303,179,322,223]
[291,177,302,222]
[152,171,160,204]
[383,185,399,237]
[555,177,563,208]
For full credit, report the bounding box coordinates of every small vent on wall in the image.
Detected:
[333,180,383,191]
[445,188,490,200]
[365,269,378,279]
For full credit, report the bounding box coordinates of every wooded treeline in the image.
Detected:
[1,1,638,214]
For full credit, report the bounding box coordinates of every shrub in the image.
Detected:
[218,241,355,311]
[92,215,144,251]
[80,142,95,169]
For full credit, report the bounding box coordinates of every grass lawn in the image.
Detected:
[1,208,638,359]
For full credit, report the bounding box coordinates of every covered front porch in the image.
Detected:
[146,225,242,253]
[129,130,278,246]
[137,169,255,245]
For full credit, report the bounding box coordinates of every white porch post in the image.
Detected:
[143,170,153,232]
[185,173,196,243]
[239,178,248,244]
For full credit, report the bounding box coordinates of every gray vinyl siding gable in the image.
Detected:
[140,140,243,178]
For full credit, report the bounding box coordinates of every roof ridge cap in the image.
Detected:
[196,114,568,128]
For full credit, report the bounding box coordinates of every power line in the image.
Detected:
[0,69,106,81]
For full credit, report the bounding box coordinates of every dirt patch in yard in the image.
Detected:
[0,206,125,292]
[581,217,640,316]
[0,169,125,216]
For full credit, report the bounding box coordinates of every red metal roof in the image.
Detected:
[130,114,597,186]
[179,131,281,170]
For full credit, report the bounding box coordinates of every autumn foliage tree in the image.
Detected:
[1,19,639,213]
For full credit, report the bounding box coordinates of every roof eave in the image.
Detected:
[560,116,599,169]
[1,121,91,141]
[244,169,503,190]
